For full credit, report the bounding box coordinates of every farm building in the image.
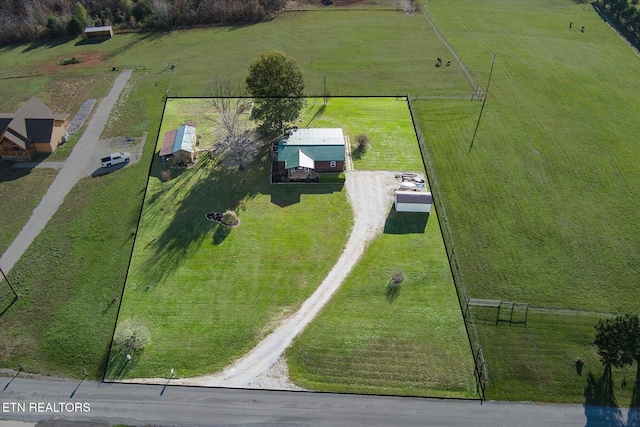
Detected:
[84,26,113,39]
[160,125,196,166]
[0,97,69,161]
[394,190,433,212]
[276,128,346,181]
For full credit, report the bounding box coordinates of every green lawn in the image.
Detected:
[0,11,471,97]
[412,0,640,402]
[478,310,636,405]
[419,0,640,312]
[0,71,167,378]
[109,98,353,378]
[0,166,58,255]
[298,97,424,172]
[287,209,476,398]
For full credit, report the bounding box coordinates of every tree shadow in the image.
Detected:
[104,30,171,60]
[591,2,640,53]
[21,37,76,52]
[383,207,429,234]
[584,367,626,427]
[351,145,367,161]
[103,345,143,381]
[269,182,342,207]
[137,149,266,290]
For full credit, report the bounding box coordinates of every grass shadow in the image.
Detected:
[304,103,326,128]
[0,163,32,183]
[75,37,111,46]
[385,280,401,302]
[584,366,626,426]
[383,207,428,234]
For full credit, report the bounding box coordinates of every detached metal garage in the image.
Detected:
[394,190,433,213]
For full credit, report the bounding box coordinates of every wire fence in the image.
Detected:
[420,8,483,100]
[406,95,487,400]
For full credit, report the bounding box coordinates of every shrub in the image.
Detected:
[355,134,371,150]
[113,319,151,352]
[222,209,239,226]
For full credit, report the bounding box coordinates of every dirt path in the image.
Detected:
[128,170,402,388]
[0,69,132,275]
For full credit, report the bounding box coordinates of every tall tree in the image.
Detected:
[245,51,305,135]
[594,314,640,407]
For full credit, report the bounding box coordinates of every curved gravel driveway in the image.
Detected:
[130,170,402,388]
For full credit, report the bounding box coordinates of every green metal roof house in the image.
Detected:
[276,128,346,181]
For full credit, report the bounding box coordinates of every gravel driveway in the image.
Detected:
[129,170,402,389]
[0,69,133,275]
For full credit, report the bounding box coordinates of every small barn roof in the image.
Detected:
[84,26,113,35]
[395,191,433,204]
[160,129,177,157]
[173,125,195,153]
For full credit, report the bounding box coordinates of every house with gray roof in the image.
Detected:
[0,97,69,161]
[276,128,346,181]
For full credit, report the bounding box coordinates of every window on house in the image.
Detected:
[330,161,336,168]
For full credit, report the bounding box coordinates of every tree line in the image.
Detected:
[0,0,285,44]
[599,0,640,40]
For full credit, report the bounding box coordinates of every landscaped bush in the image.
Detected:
[222,209,239,226]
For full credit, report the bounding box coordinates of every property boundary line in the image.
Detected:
[406,95,486,400]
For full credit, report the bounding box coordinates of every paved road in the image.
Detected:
[0,70,132,275]
[3,377,635,426]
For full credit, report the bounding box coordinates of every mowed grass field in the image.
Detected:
[415,0,640,402]
[0,11,471,97]
[109,98,472,394]
[420,0,640,312]
[299,98,424,172]
[287,208,475,398]
[0,71,168,378]
[109,98,353,378]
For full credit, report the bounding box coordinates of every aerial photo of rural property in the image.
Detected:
[1,0,639,425]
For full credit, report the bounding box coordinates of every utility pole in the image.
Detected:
[469,53,496,153]
[0,266,18,299]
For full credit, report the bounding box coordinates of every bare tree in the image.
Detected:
[202,78,259,169]
[206,78,251,139]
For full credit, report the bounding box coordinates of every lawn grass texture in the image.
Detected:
[0,11,471,97]
[418,0,640,312]
[298,98,424,172]
[287,210,476,398]
[413,0,640,402]
[0,71,167,378]
[477,310,636,405]
[110,99,352,378]
[0,166,58,255]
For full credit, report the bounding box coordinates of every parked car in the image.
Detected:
[101,152,131,168]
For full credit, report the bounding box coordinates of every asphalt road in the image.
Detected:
[1,377,636,426]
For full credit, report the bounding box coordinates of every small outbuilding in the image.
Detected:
[84,26,113,39]
[160,125,196,166]
[394,190,433,213]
